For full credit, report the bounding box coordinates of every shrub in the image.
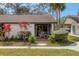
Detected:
[49,29,69,43]
[68,35,79,42]
[48,34,55,43]
[17,31,31,42]
[28,35,36,43]
[14,35,20,41]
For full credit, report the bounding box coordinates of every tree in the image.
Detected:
[0,3,6,15]
[49,3,65,29]
[5,3,30,15]
[30,3,53,15]
[77,9,79,15]
[0,8,6,15]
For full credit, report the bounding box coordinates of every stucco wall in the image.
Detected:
[9,24,35,37]
[7,23,54,37]
[70,21,79,35]
[65,18,79,35]
[75,24,79,35]
[71,23,79,35]
[28,24,35,36]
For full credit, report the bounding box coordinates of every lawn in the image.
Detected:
[0,41,36,46]
[0,49,79,56]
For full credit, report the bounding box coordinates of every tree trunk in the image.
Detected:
[56,9,60,30]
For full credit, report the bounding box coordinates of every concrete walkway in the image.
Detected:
[0,42,79,52]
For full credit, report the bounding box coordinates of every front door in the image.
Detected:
[35,24,51,38]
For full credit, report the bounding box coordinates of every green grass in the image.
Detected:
[0,41,36,46]
[0,49,78,56]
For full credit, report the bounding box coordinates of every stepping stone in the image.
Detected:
[37,43,47,46]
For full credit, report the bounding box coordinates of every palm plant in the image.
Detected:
[49,3,65,29]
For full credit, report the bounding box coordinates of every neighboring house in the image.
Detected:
[65,15,79,35]
[0,15,57,37]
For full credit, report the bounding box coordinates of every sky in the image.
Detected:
[61,3,79,17]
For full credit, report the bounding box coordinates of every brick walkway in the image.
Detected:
[37,38,48,43]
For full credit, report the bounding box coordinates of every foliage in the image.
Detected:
[48,34,55,43]
[28,35,36,43]
[68,35,79,42]
[0,24,4,39]
[5,3,30,15]
[49,3,65,11]
[49,3,65,29]
[2,42,13,46]
[0,3,55,15]
[48,29,69,44]
[11,35,19,41]
[0,6,6,15]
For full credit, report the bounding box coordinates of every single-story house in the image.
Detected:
[65,15,79,35]
[0,14,57,37]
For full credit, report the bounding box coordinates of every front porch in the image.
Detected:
[35,24,51,37]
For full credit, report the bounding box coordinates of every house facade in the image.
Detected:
[0,15,57,37]
[65,15,79,35]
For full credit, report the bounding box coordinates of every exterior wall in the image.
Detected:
[71,22,79,35]
[65,18,79,35]
[9,24,35,37]
[75,24,79,35]
[7,23,54,37]
[9,24,21,37]
[28,24,35,36]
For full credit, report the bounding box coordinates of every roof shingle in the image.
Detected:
[0,15,56,23]
[66,15,79,23]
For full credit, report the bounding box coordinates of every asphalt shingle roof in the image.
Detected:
[66,15,79,23]
[0,14,56,23]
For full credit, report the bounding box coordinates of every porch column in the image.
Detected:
[51,24,54,34]
[28,24,35,36]
[71,25,73,35]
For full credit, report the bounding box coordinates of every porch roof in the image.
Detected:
[0,14,57,23]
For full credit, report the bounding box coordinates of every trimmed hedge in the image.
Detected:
[54,33,68,43]
[48,29,69,43]
[68,35,79,42]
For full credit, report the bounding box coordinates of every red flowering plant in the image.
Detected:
[3,23,11,39]
[19,21,29,29]
[19,21,30,41]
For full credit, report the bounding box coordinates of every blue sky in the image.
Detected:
[61,3,79,17]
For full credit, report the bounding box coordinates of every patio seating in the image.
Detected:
[39,31,48,38]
